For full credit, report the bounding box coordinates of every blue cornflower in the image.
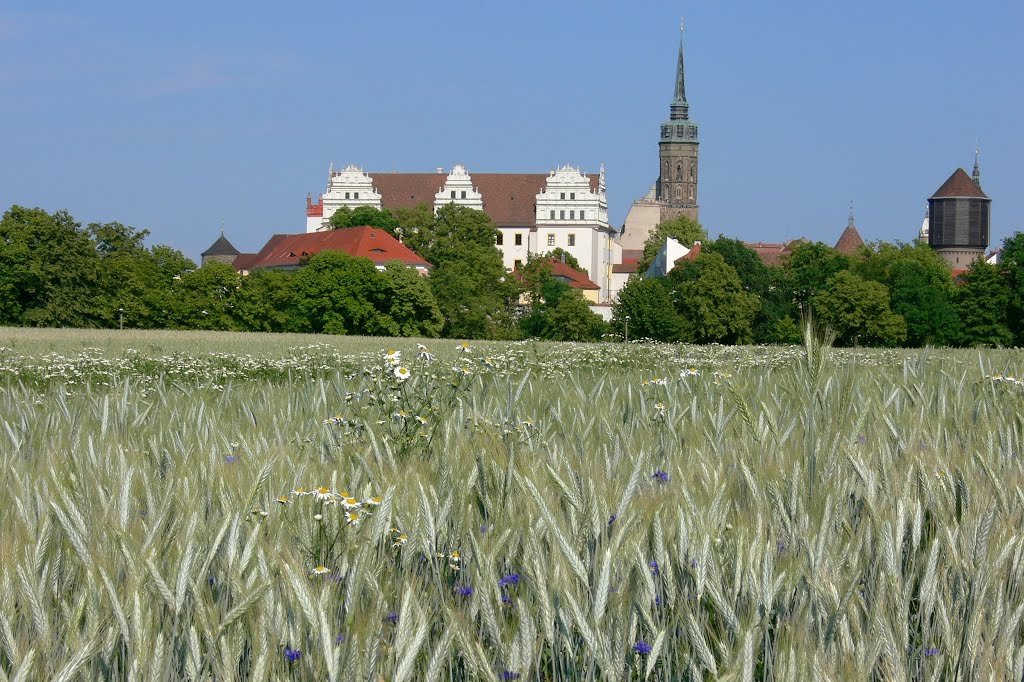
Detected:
[649,560,659,575]
[654,595,662,607]
[498,573,520,588]
[455,585,473,598]
[925,647,940,657]
[856,434,867,445]
[499,672,522,680]
[225,455,237,463]
[608,514,617,526]
[501,593,512,605]
[777,541,787,554]
[335,634,346,644]
[383,611,399,625]
[480,524,490,534]
[651,469,669,483]
[284,647,302,662]
[633,641,652,655]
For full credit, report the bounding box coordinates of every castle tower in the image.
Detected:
[928,164,990,269]
[656,19,700,223]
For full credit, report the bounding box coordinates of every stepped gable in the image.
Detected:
[931,168,988,199]
[237,227,431,271]
[370,172,599,228]
[834,225,864,255]
[201,233,240,257]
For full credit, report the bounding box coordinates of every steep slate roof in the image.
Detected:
[834,225,865,255]
[236,227,431,271]
[931,168,989,199]
[369,172,600,228]
[201,232,240,257]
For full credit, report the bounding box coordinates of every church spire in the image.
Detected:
[670,19,690,120]
[972,146,981,187]
[848,201,856,228]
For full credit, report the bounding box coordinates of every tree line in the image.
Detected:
[2,203,1022,346]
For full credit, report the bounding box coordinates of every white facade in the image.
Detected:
[646,237,697,278]
[434,164,484,213]
[306,164,383,232]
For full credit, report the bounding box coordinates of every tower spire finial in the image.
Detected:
[848,201,855,228]
[670,17,689,120]
[972,142,981,187]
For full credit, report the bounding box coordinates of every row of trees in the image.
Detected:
[0,204,607,341]
[3,203,1022,346]
[614,214,1024,347]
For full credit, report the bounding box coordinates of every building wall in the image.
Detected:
[619,196,663,250]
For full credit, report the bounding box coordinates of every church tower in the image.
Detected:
[656,20,700,222]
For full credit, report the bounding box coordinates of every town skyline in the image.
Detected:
[1,1,1021,263]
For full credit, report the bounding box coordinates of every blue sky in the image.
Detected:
[1,1,1021,263]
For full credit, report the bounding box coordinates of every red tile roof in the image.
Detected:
[235,227,431,271]
[673,241,702,265]
[745,241,792,267]
[516,258,600,290]
[367,172,599,228]
[834,225,865,254]
[931,168,988,199]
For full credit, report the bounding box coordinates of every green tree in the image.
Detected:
[668,251,761,344]
[811,270,907,346]
[329,205,399,236]
[233,268,298,332]
[544,289,607,341]
[612,276,683,342]
[391,203,436,256]
[783,241,850,306]
[378,262,445,337]
[545,248,584,273]
[169,261,241,331]
[636,214,707,273]
[852,242,958,346]
[424,205,518,339]
[1001,231,1024,345]
[954,259,1012,347]
[0,205,102,327]
[292,251,391,335]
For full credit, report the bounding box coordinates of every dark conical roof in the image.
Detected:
[202,232,240,257]
[834,225,864,255]
[930,168,988,199]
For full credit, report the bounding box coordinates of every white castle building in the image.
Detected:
[306,163,623,302]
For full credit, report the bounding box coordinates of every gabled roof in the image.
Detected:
[930,168,989,199]
[745,242,791,267]
[547,259,600,290]
[236,227,431,271]
[369,172,600,228]
[201,232,240,257]
[834,225,864,255]
[673,241,702,265]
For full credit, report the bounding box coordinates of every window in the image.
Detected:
[344,192,350,199]
[560,193,565,200]
[550,210,555,220]
[451,190,456,199]
[514,233,522,246]
[568,234,576,246]
[461,191,466,199]
[496,232,504,245]
[570,210,575,220]
[580,210,585,220]
[570,193,575,200]
[547,234,556,247]
[560,210,565,220]
[354,192,359,199]
[514,259,523,270]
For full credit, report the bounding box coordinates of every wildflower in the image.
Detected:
[394,410,410,420]
[608,514,617,526]
[653,402,666,417]
[415,415,428,425]
[501,593,512,605]
[225,455,237,463]
[498,573,520,588]
[924,647,940,657]
[652,469,670,483]
[480,524,490,534]
[456,342,472,353]
[284,647,302,662]
[291,487,308,496]
[500,672,522,680]
[342,497,361,509]
[449,551,461,571]
[275,496,289,505]
[314,513,323,521]
[455,585,473,598]
[394,365,411,382]
[312,566,330,575]
[383,611,399,625]
[649,560,659,575]
[393,532,408,547]
[365,496,382,506]
[346,512,360,526]
[633,641,652,655]
[384,349,401,365]
[481,357,495,369]
[335,633,346,644]
[312,486,334,502]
